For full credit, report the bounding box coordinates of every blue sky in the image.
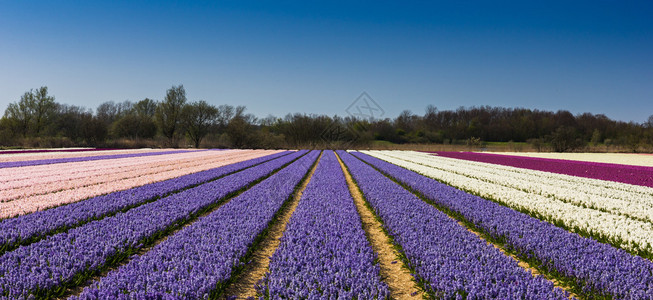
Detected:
[1,1,652,122]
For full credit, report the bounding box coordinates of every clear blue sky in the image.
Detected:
[1,1,652,122]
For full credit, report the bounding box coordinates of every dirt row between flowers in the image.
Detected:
[351,152,580,299]
[61,152,309,299]
[221,152,323,299]
[60,149,575,299]
[224,151,424,299]
[336,153,424,300]
[61,195,251,298]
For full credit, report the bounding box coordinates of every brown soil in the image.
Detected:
[335,153,424,300]
[222,152,323,299]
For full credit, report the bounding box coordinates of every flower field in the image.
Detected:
[1,148,652,299]
[433,151,653,187]
[479,152,653,167]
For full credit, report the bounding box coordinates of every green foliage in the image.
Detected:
[133,98,157,118]
[549,126,584,152]
[31,87,57,136]
[112,114,157,140]
[1,86,651,150]
[526,138,545,152]
[3,87,56,138]
[226,115,251,148]
[156,85,187,146]
[182,100,219,148]
[79,116,108,146]
[591,129,602,146]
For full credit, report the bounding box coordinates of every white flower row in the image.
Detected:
[391,152,653,223]
[379,150,653,222]
[483,152,653,167]
[361,150,653,255]
[397,151,653,199]
[387,151,653,211]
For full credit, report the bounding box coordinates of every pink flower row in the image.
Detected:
[0,150,226,189]
[0,151,194,183]
[0,151,248,201]
[0,150,280,219]
[0,148,176,163]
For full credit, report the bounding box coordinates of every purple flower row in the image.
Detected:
[0,150,308,299]
[0,149,197,169]
[337,151,568,299]
[0,151,292,255]
[352,151,653,298]
[434,151,653,187]
[72,150,321,299]
[259,151,389,299]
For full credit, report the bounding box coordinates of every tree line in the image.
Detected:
[1,85,652,152]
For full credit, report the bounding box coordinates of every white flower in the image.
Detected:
[362,150,653,255]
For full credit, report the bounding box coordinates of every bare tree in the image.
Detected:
[424,104,439,130]
[96,100,132,125]
[216,104,234,129]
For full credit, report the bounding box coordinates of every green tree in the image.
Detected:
[3,86,56,137]
[182,100,218,148]
[527,138,545,152]
[112,114,157,139]
[590,129,602,146]
[549,126,583,152]
[155,85,187,146]
[133,98,157,118]
[3,91,34,137]
[226,116,250,148]
[54,104,90,141]
[226,106,255,148]
[31,86,56,136]
[80,115,108,146]
[110,98,157,140]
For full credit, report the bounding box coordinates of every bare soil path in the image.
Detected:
[336,153,424,300]
[63,154,308,300]
[222,152,323,299]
